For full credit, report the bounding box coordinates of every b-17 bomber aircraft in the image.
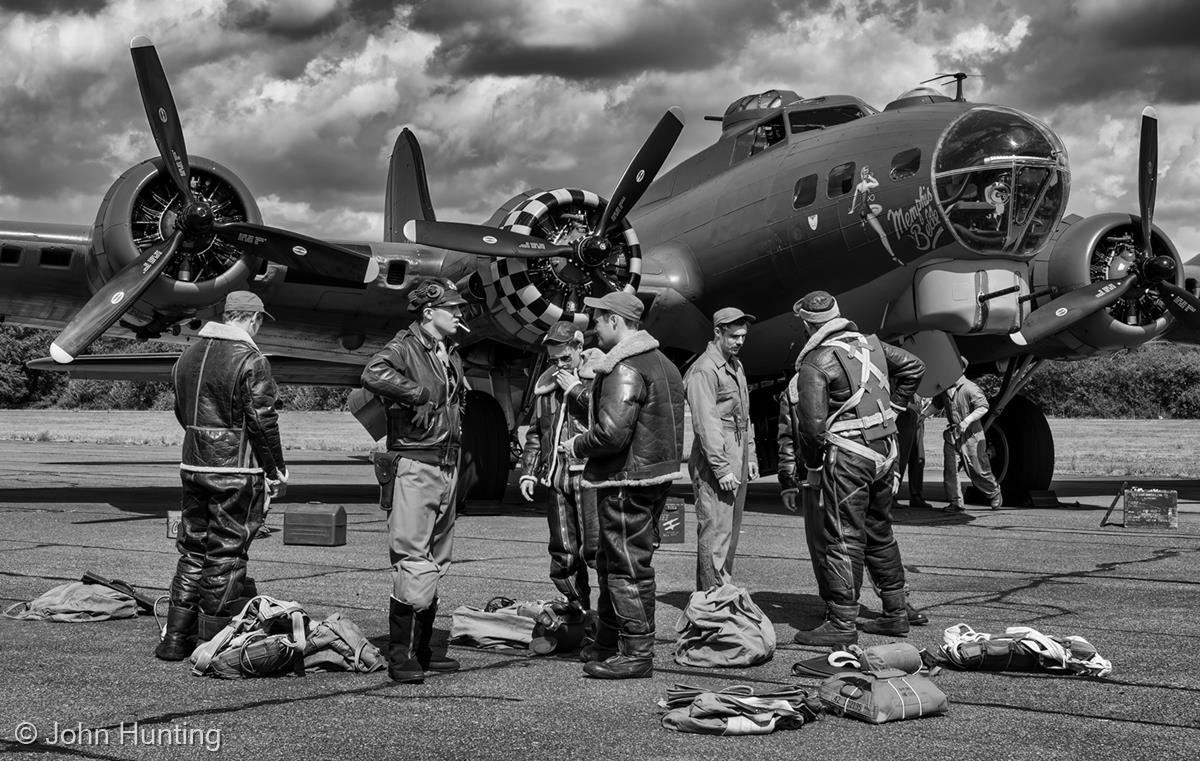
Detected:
[3,42,1197,503]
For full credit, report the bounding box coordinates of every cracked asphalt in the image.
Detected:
[2,439,1199,760]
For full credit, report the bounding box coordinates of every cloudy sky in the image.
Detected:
[3,0,1200,256]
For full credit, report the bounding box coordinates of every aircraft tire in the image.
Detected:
[976,395,1055,506]
[461,390,511,503]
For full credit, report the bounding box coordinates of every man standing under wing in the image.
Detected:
[778,291,925,646]
[686,307,758,591]
[156,290,287,661]
[565,291,685,679]
[362,276,468,684]
[519,321,601,615]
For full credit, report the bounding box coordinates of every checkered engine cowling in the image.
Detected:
[478,188,642,345]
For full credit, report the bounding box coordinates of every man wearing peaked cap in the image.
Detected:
[155,290,287,662]
[685,307,758,591]
[777,290,927,646]
[519,321,602,634]
[362,276,468,683]
[562,289,685,679]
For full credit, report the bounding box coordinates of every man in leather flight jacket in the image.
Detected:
[565,291,685,680]
[519,321,603,613]
[361,276,468,683]
[155,291,287,661]
[777,291,925,646]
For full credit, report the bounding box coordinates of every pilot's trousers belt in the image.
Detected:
[393,447,461,467]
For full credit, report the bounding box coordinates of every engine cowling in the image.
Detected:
[88,155,263,325]
[1028,212,1182,357]
[474,188,642,346]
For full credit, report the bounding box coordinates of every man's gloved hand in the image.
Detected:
[717,472,741,492]
[781,488,799,512]
[519,476,536,502]
[267,466,288,500]
[891,468,902,496]
[412,401,439,429]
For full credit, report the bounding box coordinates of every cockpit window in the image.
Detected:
[934,107,1070,255]
[730,115,786,165]
[788,106,869,133]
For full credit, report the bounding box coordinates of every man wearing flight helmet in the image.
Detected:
[362,276,468,683]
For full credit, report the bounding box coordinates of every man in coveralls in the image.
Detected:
[685,307,758,590]
[155,290,287,661]
[565,291,685,679]
[362,276,468,683]
[519,320,602,613]
[778,291,925,645]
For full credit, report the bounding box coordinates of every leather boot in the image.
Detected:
[154,605,198,661]
[907,603,929,626]
[793,603,859,646]
[197,612,231,643]
[388,598,424,683]
[861,590,911,636]
[579,615,618,663]
[415,600,459,673]
[583,633,654,679]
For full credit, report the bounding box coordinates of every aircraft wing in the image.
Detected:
[26,353,366,386]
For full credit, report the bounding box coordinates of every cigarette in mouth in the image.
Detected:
[456,321,471,333]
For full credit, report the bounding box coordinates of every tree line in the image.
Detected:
[2,324,1198,417]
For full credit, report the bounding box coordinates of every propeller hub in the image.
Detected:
[577,235,610,268]
[179,202,214,235]
[1144,254,1176,284]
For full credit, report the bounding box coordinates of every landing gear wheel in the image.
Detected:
[459,390,511,504]
[966,395,1054,506]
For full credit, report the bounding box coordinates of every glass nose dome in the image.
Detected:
[934,106,1070,256]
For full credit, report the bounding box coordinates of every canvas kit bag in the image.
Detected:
[673,584,775,667]
[4,581,137,623]
[450,597,589,654]
[190,595,383,678]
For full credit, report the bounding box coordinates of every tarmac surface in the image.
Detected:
[2,439,1199,760]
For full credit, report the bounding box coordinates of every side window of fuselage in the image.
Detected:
[890,148,921,180]
[792,174,818,209]
[827,162,856,197]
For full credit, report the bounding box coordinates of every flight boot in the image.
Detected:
[579,616,618,663]
[196,611,232,644]
[793,603,859,647]
[907,603,930,626]
[415,599,459,673]
[388,598,424,683]
[154,605,198,661]
[583,633,654,679]
[861,590,911,637]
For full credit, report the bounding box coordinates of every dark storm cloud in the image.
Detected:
[943,0,1200,111]
[220,0,348,41]
[411,0,830,81]
[0,0,105,15]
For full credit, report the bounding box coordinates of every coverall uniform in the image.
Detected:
[686,340,756,590]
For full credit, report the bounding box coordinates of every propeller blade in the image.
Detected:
[1138,106,1158,258]
[50,232,184,363]
[1157,281,1200,330]
[596,107,685,236]
[213,222,380,283]
[403,220,574,258]
[1011,275,1138,346]
[130,36,192,202]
